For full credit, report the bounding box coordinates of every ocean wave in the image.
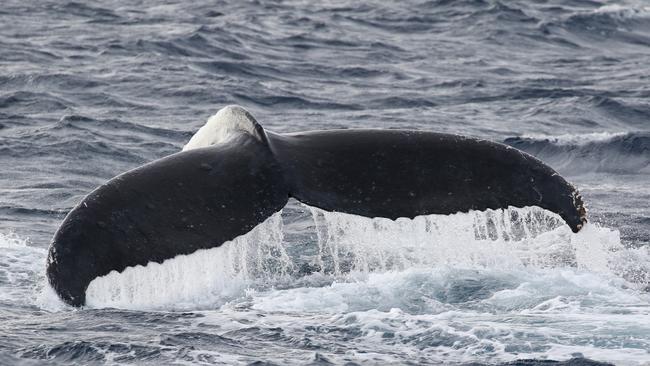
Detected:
[129,31,250,60]
[540,2,650,47]
[54,2,120,21]
[54,115,190,141]
[233,93,363,111]
[593,4,650,20]
[0,73,105,90]
[0,206,64,217]
[1,115,185,164]
[0,91,71,112]
[588,96,650,127]
[504,132,650,174]
[0,135,148,164]
[366,96,437,109]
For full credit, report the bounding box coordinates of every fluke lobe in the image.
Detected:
[47,105,587,306]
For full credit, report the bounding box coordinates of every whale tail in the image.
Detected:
[47,122,287,306]
[267,128,586,234]
[47,105,587,306]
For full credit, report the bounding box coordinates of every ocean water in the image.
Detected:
[1,0,649,365]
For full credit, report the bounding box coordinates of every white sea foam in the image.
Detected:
[198,265,650,365]
[0,232,67,311]
[519,131,627,146]
[0,233,44,302]
[593,3,650,19]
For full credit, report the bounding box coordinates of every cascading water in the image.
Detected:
[81,201,637,312]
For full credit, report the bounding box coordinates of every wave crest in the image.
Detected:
[504,132,650,174]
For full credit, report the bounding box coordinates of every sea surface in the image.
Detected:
[1,0,649,365]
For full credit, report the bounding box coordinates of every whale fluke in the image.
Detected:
[268,129,586,232]
[47,105,587,306]
[47,130,287,306]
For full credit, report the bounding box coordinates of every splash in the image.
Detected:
[83,203,640,311]
[0,233,40,301]
[85,213,292,310]
[308,205,602,274]
[0,232,65,310]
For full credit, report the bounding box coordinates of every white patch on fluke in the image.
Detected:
[183,105,264,150]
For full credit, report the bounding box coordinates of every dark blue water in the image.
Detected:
[1,0,649,365]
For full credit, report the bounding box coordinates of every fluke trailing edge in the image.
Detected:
[47,105,588,306]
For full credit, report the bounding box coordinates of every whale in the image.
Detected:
[46,105,587,306]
